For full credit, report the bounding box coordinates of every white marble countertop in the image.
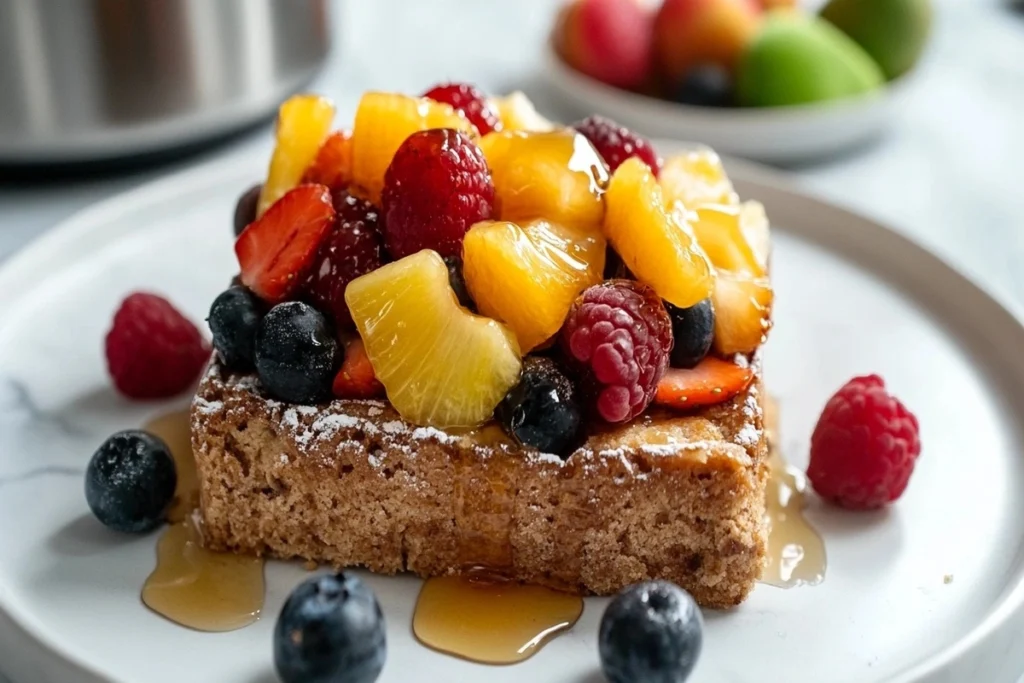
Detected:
[0,0,1022,680]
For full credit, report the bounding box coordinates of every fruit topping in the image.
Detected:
[691,204,766,276]
[303,191,387,328]
[495,356,581,456]
[603,157,713,308]
[573,115,661,176]
[381,128,494,259]
[654,356,754,409]
[351,92,477,202]
[345,250,522,428]
[673,63,736,107]
[560,280,672,423]
[710,270,772,355]
[666,298,714,369]
[423,82,502,135]
[85,431,177,533]
[599,581,703,683]
[443,256,475,310]
[234,183,261,236]
[808,375,921,509]
[236,184,336,304]
[255,301,339,403]
[479,129,608,231]
[105,292,211,400]
[489,91,555,132]
[332,337,385,400]
[464,219,605,352]
[555,0,654,91]
[740,200,770,270]
[274,572,386,683]
[300,130,354,194]
[659,148,738,209]
[258,95,336,216]
[208,286,264,370]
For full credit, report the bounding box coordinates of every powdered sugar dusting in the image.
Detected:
[411,426,458,444]
[381,420,406,435]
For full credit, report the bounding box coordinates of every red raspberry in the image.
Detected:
[808,375,921,510]
[423,82,501,135]
[573,115,661,176]
[382,129,494,259]
[303,191,387,329]
[105,293,211,400]
[560,280,671,423]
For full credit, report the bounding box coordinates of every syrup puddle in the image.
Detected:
[413,574,583,664]
[142,409,266,632]
[762,399,826,588]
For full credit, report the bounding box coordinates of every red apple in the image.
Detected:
[556,0,654,90]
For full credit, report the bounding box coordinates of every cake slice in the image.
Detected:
[191,360,767,609]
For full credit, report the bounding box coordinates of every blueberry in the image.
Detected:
[666,299,714,369]
[85,431,177,533]
[599,581,703,683]
[274,572,386,683]
[234,183,262,236]
[673,65,734,108]
[443,256,475,310]
[208,286,263,369]
[255,301,339,403]
[495,356,580,456]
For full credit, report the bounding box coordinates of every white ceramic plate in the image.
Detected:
[543,44,906,163]
[2,150,1024,683]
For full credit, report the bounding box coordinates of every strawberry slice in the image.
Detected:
[301,130,353,193]
[236,184,335,303]
[332,337,385,399]
[654,357,754,409]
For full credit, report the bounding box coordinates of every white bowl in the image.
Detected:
[543,43,906,164]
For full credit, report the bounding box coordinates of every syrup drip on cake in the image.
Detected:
[142,409,266,632]
[412,572,584,664]
[762,399,826,588]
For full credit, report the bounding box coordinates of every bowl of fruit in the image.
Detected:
[546,0,931,163]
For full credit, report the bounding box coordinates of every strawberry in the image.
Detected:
[332,337,385,399]
[654,357,754,409]
[235,184,335,304]
[301,131,353,193]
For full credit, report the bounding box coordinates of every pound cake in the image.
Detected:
[194,86,775,608]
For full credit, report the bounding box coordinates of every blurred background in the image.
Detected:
[0,0,1022,308]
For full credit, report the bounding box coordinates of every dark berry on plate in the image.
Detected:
[255,301,339,403]
[573,115,661,176]
[105,292,211,400]
[85,430,177,533]
[303,191,387,329]
[495,356,581,456]
[381,128,494,259]
[666,298,714,369]
[560,280,672,423]
[443,256,475,310]
[234,183,262,237]
[599,580,703,683]
[673,64,735,108]
[274,572,386,683]
[208,286,263,370]
[423,82,502,135]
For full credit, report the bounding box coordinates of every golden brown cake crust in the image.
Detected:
[191,359,768,609]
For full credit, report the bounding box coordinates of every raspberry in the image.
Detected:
[382,129,494,259]
[423,82,502,135]
[573,115,661,176]
[808,375,921,510]
[303,191,387,328]
[105,293,211,400]
[560,280,672,423]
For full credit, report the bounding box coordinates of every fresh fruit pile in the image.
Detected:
[553,0,931,108]
[216,85,772,456]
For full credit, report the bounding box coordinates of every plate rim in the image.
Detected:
[1,150,1023,683]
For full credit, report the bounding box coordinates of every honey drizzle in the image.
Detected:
[142,409,265,632]
[762,399,826,588]
[412,574,583,664]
